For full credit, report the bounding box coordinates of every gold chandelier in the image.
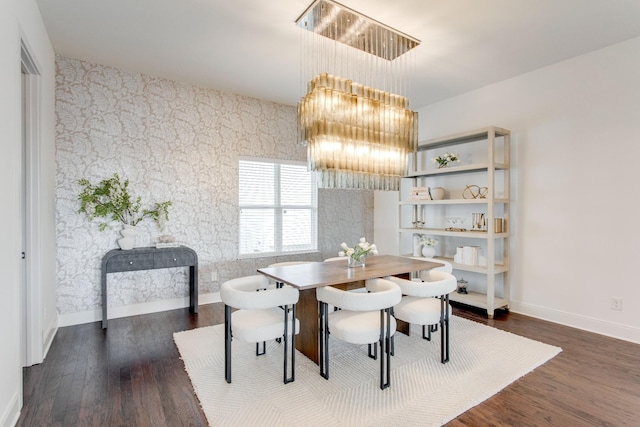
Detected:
[296,0,420,190]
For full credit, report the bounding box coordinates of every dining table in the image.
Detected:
[257,255,444,364]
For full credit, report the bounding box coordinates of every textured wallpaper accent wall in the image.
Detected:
[55,56,373,316]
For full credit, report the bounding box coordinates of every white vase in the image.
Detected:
[117,237,135,250]
[430,187,445,200]
[118,225,138,250]
[422,245,436,258]
[412,235,422,257]
[347,255,366,268]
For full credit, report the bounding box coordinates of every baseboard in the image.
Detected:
[42,317,58,360]
[510,300,640,344]
[58,292,221,327]
[0,390,20,427]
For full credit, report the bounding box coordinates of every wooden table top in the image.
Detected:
[257,255,444,290]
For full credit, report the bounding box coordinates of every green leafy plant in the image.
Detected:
[432,152,460,168]
[78,173,172,231]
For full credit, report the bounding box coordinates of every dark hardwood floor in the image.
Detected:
[18,303,640,426]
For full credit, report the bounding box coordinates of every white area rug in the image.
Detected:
[174,316,561,426]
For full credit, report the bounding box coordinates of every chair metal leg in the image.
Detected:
[379,308,392,390]
[390,307,396,356]
[441,295,450,364]
[368,342,378,359]
[283,303,296,384]
[224,305,232,383]
[423,324,432,341]
[256,341,266,356]
[319,301,329,379]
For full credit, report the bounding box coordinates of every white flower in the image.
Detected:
[432,152,460,167]
[419,235,438,246]
[338,237,377,260]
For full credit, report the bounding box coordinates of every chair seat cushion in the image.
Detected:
[328,310,396,345]
[394,296,452,326]
[232,308,299,343]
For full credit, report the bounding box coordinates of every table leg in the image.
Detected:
[189,265,198,314]
[396,319,410,335]
[295,288,319,364]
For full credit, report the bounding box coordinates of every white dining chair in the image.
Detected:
[220,275,300,384]
[387,271,457,363]
[316,278,402,390]
[415,258,453,281]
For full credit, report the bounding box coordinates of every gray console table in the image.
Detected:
[101,246,198,329]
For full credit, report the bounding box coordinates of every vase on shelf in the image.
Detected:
[430,187,445,200]
[118,224,138,250]
[347,255,366,268]
[422,245,436,258]
[412,235,422,257]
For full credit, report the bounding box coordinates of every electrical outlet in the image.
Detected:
[611,297,623,311]
[211,271,218,282]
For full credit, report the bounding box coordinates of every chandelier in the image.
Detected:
[296,0,420,190]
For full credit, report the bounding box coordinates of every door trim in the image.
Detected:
[21,40,43,367]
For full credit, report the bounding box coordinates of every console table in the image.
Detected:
[101,246,198,329]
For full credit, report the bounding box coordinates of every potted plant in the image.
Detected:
[78,173,172,249]
[432,152,460,168]
[338,237,378,267]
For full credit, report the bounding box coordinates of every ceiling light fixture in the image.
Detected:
[296,0,420,190]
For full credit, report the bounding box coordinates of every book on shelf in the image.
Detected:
[408,186,431,201]
[407,194,432,201]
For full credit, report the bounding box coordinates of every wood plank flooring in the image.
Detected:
[17,303,640,426]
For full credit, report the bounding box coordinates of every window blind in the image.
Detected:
[239,159,317,256]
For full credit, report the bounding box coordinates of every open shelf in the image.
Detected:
[449,291,509,311]
[400,198,509,205]
[404,162,509,177]
[399,126,511,318]
[399,228,508,239]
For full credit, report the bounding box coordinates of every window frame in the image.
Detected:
[238,157,318,258]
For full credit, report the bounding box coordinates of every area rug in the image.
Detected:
[174,316,561,426]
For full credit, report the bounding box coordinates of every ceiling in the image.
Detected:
[36,0,640,109]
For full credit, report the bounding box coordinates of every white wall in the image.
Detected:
[0,0,56,425]
[410,37,640,343]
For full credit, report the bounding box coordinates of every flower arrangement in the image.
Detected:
[419,236,438,247]
[339,237,378,266]
[78,173,172,231]
[432,152,460,168]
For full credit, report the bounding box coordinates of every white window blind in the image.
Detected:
[239,158,317,257]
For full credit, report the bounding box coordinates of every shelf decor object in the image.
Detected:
[295,0,420,191]
[338,237,378,268]
[398,126,511,318]
[432,152,460,168]
[78,173,172,250]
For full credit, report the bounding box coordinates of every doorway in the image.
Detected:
[21,41,43,367]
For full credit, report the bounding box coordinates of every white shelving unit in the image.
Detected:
[399,126,511,318]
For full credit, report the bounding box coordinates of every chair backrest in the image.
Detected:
[419,258,453,278]
[323,257,347,262]
[316,278,401,311]
[268,261,313,268]
[221,275,299,310]
[386,271,457,298]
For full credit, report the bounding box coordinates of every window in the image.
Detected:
[239,158,317,257]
